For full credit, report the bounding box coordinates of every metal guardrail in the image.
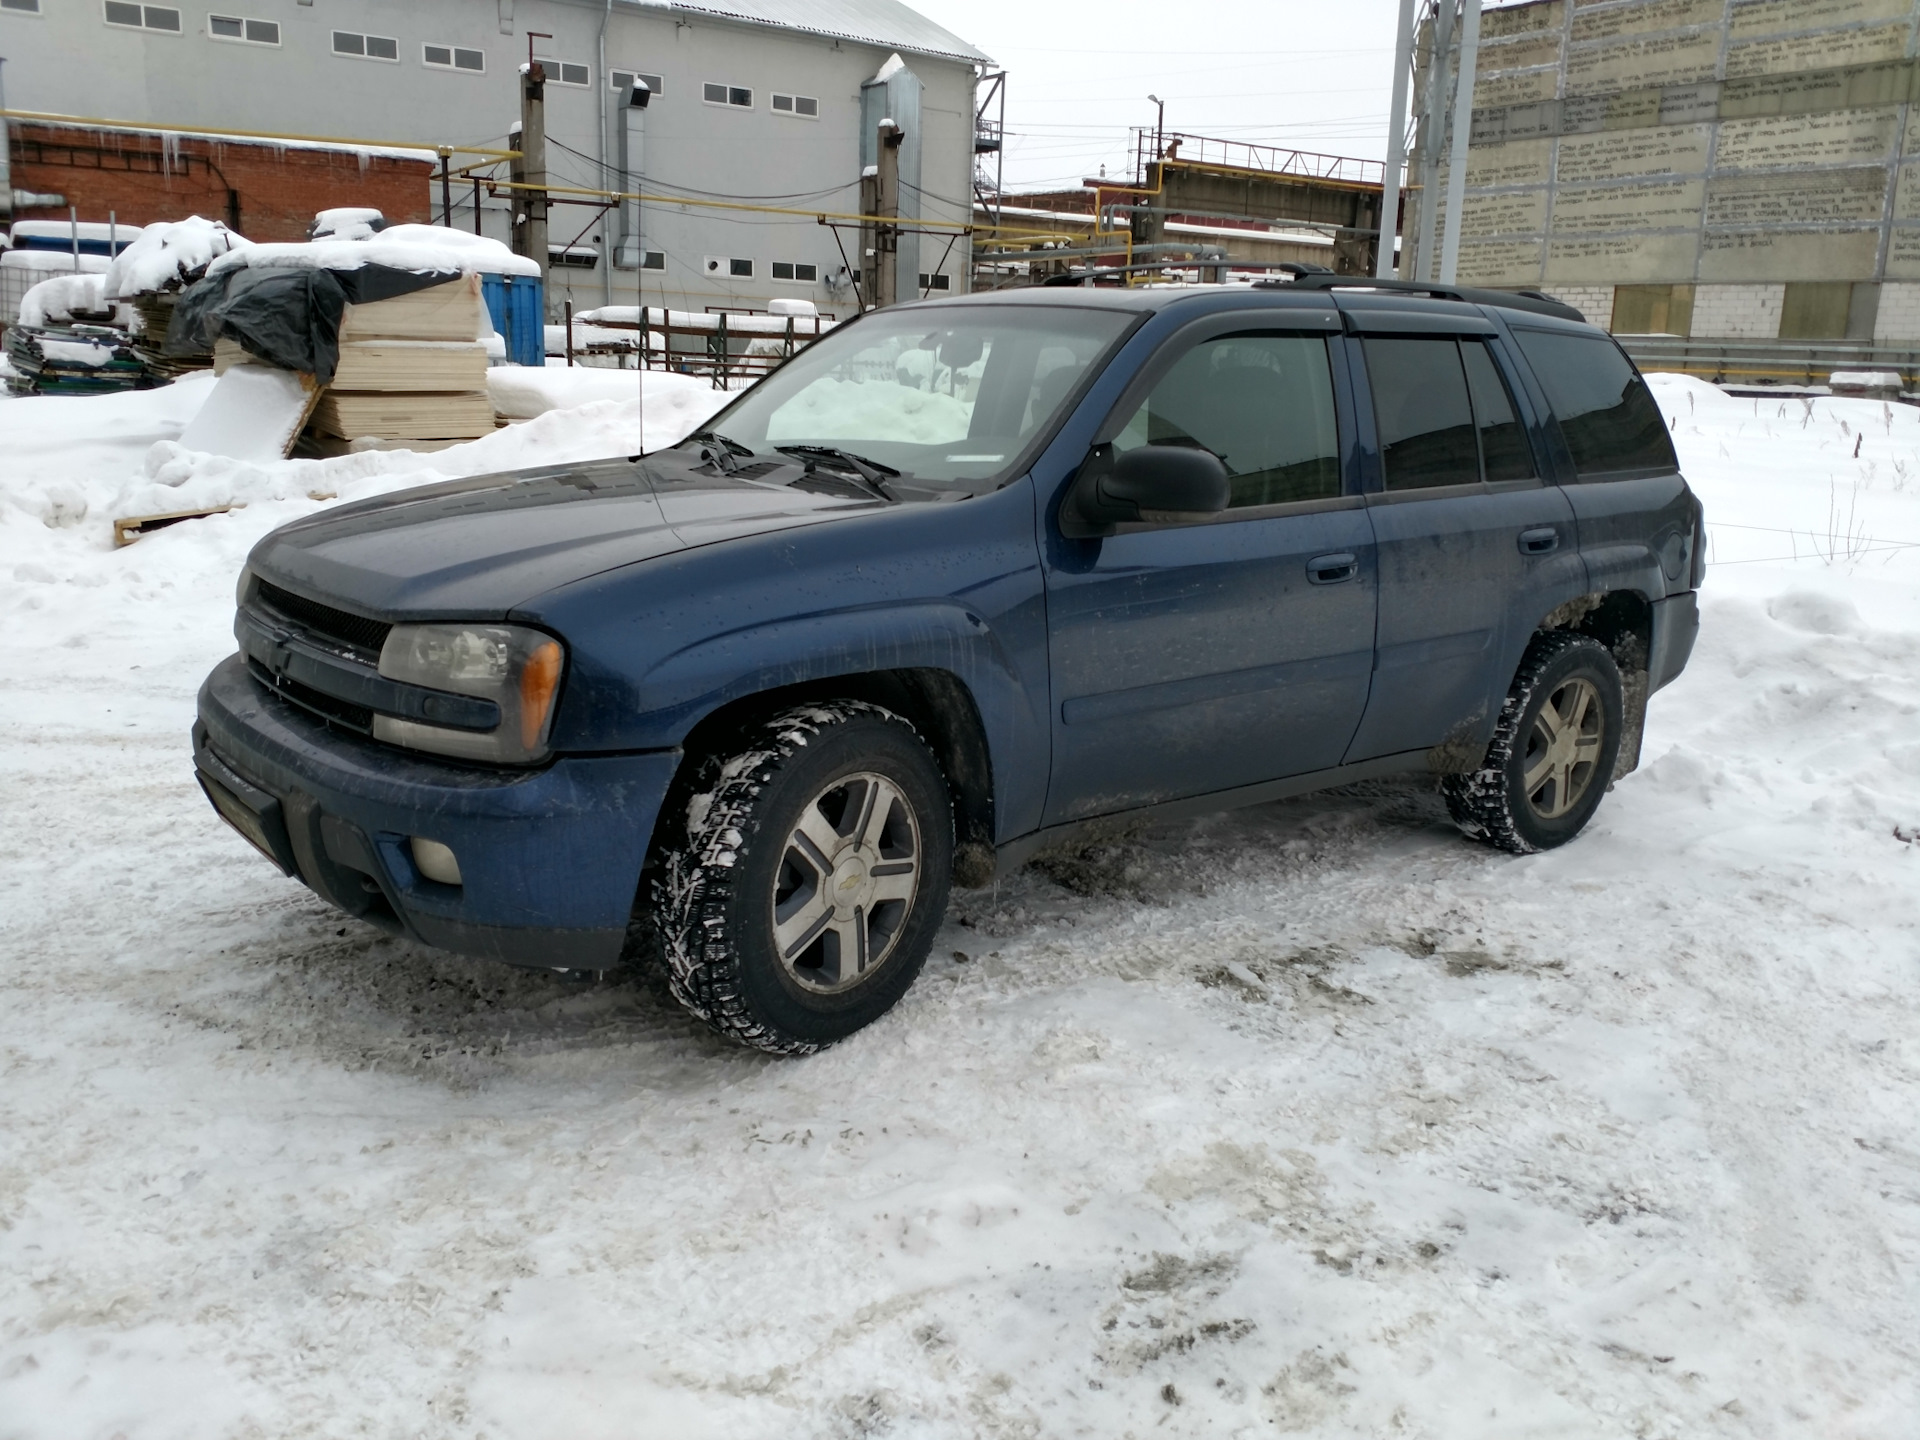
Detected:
[1131,131,1385,188]
[1618,335,1920,389]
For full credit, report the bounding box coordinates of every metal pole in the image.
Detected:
[472,176,483,236]
[565,296,574,366]
[70,204,80,273]
[0,59,12,232]
[1438,0,1481,285]
[1376,0,1418,279]
[1414,0,1457,283]
[439,151,453,227]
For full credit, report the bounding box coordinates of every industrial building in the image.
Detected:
[0,0,990,315]
[1405,0,1920,366]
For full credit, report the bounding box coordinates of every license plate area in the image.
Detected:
[193,728,300,876]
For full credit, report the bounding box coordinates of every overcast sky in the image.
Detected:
[908,0,1411,192]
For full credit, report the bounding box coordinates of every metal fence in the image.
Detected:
[1619,335,1920,390]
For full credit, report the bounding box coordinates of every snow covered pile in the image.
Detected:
[207,223,540,279]
[102,216,251,300]
[0,367,729,547]
[16,273,132,330]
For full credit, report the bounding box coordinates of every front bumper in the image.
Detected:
[194,653,679,970]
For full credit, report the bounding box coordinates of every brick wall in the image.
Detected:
[1691,283,1785,339]
[1873,283,1920,345]
[8,123,432,243]
[1539,285,1615,326]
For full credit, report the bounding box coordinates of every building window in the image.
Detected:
[703,82,752,108]
[729,258,754,278]
[422,42,484,72]
[612,70,663,97]
[2,0,45,15]
[534,55,590,86]
[209,13,279,44]
[770,93,819,118]
[105,3,182,31]
[335,30,399,61]
[918,273,951,292]
[642,251,665,270]
[771,262,818,283]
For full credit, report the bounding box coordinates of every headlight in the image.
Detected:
[373,623,565,764]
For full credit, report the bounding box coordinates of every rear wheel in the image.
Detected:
[1443,632,1624,854]
[649,702,953,1054]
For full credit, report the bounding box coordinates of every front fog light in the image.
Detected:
[411,837,463,886]
[373,623,565,764]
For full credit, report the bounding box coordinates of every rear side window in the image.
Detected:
[1364,337,1479,490]
[1112,333,1341,507]
[1511,329,1677,478]
[1461,340,1536,483]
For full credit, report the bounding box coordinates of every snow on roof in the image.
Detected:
[620,0,990,64]
[206,224,540,280]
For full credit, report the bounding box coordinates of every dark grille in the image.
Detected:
[248,658,376,733]
[255,579,392,657]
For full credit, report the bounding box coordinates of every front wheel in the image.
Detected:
[1443,631,1624,854]
[649,702,953,1054]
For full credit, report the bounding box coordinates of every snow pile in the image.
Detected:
[102,217,251,300]
[0,375,1917,1436]
[308,208,387,242]
[16,273,132,330]
[207,223,540,280]
[487,365,721,423]
[765,375,973,444]
[0,367,730,548]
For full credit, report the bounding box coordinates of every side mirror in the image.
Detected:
[1061,444,1231,537]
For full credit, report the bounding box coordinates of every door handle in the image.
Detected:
[1518,527,1560,555]
[1307,552,1358,584]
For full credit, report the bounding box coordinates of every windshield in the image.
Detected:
[691,304,1137,489]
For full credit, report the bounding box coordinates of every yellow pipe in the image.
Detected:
[481,177,975,231]
[0,107,519,158]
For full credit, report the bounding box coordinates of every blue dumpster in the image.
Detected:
[481,273,545,366]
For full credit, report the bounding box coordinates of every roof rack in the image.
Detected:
[1251,273,1586,324]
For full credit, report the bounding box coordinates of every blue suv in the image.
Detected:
[194,279,1703,1052]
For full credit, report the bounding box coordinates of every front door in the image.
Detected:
[1042,327,1379,825]
[1343,329,1581,763]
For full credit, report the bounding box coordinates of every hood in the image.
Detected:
[247,454,881,618]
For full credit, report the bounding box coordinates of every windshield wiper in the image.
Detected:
[775,445,902,501]
[682,430,755,473]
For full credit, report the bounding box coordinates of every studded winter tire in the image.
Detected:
[649,702,954,1054]
[1442,631,1625,855]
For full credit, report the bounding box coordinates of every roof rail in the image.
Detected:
[1252,273,1587,324]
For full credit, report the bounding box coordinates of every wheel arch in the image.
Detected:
[655,667,998,889]
[1534,587,1654,778]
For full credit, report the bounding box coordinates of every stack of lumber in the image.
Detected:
[5,324,148,396]
[309,276,496,446]
[131,292,211,381]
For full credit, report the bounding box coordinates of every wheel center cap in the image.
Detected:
[830,851,874,914]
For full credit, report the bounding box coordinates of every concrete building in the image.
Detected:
[1405,0,1920,355]
[0,0,989,316]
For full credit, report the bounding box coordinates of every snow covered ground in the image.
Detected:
[1,371,1916,1438]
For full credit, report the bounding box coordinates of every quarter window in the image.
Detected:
[209,13,278,44]
[1364,337,1480,491]
[105,3,181,31]
[335,30,399,61]
[1113,333,1342,508]
[771,93,819,118]
[1510,329,1677,479]
[704,82,752,108]
[422,42,483,71]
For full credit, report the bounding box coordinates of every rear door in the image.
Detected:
[1342,309,1584,764]
[1041,316,1379,824]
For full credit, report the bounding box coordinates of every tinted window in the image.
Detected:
[1461,340,1536,483]
[1365,337,1479,491]
[1511,329,1677,478]
[1112,334,1341,507]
